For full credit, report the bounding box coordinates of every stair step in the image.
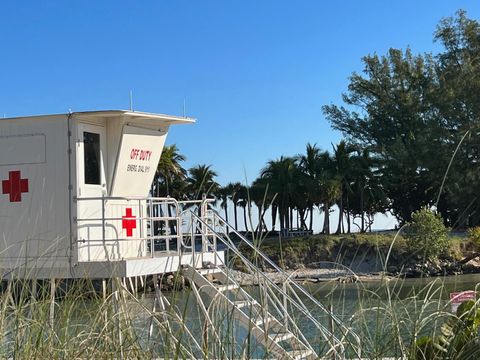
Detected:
[234,300,257,308]
[255,316,275,326]
[271,332,294,342]
[288,349,314,360]
[197,267,223,276]
[216,284,239,292]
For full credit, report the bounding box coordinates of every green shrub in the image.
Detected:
[405,207,450,261]
[467,226,480,249]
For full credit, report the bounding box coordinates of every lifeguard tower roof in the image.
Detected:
[3,109,196,124]
[0,109,226,280]
[71,109,196,124]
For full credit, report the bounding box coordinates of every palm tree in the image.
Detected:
[250,178,271,233]
[237,184,250,232]
[313,151,341,235]
[154,145,187,234]
[227,182,243,231]
[217,185,231,223]
[187,164,219,200]
[155,144,187,197]
[260,156,299,231]
[332,140,355,234]
[349,149,387,232]
[297,144,341,234]
[297,143,324,231]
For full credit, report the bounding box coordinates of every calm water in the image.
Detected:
[136,273,480,358]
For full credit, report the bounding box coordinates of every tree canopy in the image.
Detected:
[323,10,480,226]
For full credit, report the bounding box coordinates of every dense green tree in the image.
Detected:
[323,47,438,223]
[323,11,480,227]
[432,10,480,228]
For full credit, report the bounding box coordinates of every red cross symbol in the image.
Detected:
[2,170,29,202]
[122,208,136,237]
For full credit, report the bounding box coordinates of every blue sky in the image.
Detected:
[1,1,480,187]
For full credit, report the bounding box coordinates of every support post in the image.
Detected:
[49,278,56,328]
[102,279,107,300]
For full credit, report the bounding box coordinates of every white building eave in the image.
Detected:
[1,110,196,125]
[72,110,196,125]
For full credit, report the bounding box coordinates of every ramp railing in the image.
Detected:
[189,209,363,359]
[74,196,216,262]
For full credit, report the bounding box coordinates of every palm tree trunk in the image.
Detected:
[309,205,314,231]
[279,206,285,231]
[336,195,343,234]
[258,203,267,233]
[299,209,307,229]
[346,196,351,233]
[224,203,229,223]
[289,207,293,230]
[243,206,248,232]
[233,202,238,231]
[323,202,330,234]
[271,204,277,231]
[255,204,262,232]
[360,189,365,233]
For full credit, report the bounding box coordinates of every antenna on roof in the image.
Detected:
[130,90,134,112]
[183,98,186,117]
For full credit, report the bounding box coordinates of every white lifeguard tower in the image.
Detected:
[0,109,336,359]
[0,110,223,280]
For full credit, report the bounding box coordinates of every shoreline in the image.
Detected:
[231,267,393,286]
[230,264,480,286]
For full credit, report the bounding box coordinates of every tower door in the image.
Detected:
[76,123,108,262]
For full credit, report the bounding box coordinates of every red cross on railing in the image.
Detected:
[122,208,136,237]
[2,170,29,202]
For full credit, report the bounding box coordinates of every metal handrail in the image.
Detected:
[208,210,362,357]
[188,216,316,356]
[189,210,350,358]
[75,195,190,260]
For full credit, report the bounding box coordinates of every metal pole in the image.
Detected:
[101,196,107,260]
[191,215,196,267]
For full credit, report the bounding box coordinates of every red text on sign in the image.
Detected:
[130,148,152,161]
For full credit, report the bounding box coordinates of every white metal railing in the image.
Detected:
[74,196,215,262]
[189,210,363,359]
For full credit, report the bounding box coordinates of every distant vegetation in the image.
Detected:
[405,208,450,261]
[154,11,480,236]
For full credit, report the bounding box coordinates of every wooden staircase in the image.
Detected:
[183,264,317,360]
